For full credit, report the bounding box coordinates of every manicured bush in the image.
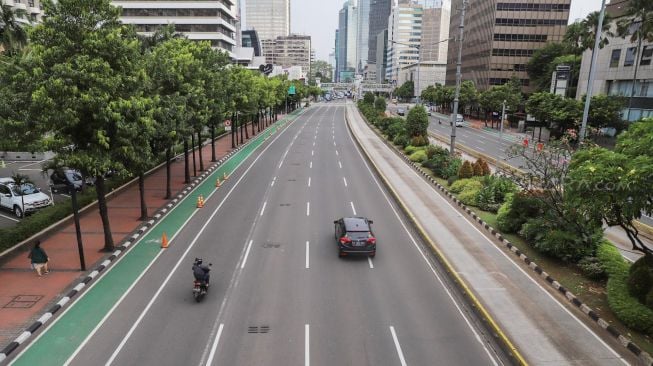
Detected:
[425,144,446,159]
[578,256,607,280]
[386,120,406,140]
[411,135,428,147]
[607,270,653,335]
[404,145,419,154]
[449,178,482,194]
[496,192,544,233]
[363,92,375,105]
[627,255,653,304]
[447,175,458,186]
[475,175,517,212]
[409,150,428,163]
[459,186,481,206]
[597,241,629,277]
[473,160,484,176]
[406,105,429,137]
[393,134,410,148]
[423,154,462,180]
[458,160,474,179]
[520,217,601,262]
[374,97,387,113]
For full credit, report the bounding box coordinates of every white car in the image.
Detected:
[455,114,464,127]
[0,178,53,218]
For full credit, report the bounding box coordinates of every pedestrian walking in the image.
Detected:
[28,240,49,276]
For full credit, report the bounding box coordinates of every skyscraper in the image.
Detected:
[244,0,290,40]
[356,0,371,73]
[367,0,391,68]
[446,0,570,92]
[386,1,422,82]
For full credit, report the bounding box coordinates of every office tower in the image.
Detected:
[244,0,290,40]
[356,0,371,72]
[115,0,238,55]
[446,0,570,92]
[367,0,391,81]
[386,1,422,82]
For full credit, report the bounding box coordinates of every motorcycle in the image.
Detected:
[192,280,208,302]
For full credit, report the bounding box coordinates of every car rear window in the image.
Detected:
[347,231,371,240]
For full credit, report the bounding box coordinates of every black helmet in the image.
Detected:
[195,258,203,265]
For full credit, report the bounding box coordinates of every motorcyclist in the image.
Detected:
[192,258,211,286]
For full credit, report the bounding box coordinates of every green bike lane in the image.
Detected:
[10,110,304,366]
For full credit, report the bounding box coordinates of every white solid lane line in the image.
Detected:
[367,257,374,269]
[271,177,276,187]
[260,201,267,216]
[350,202,356,215]
[308,177,311,187]
[343,177,348,187]
[338,161,342,169]
[305,241,310,269]
[205,323,224,366]
[389,326,408,366]
[305,324,310,366]
[307,202,310,216]
[241,240,254,269]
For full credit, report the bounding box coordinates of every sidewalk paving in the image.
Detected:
[0,120,276,348]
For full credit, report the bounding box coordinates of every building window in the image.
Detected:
[610,49,621,67]
[641,45,653,66]
[624,47,636,66]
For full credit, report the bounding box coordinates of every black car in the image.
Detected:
[334,217,376,257]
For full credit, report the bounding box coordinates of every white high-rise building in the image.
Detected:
[115,0,238,56]
[386,1,422,82]
[346,0,358,72]
[356,0,370,73]
[244,0,290,40]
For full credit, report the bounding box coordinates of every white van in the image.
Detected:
[0,178,53,218]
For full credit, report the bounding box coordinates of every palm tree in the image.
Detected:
[0,4,28,55]
[564,11,614,52]
[616,0,653,121]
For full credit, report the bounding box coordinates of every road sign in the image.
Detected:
[288,85,296,95]
[224,119,232,131]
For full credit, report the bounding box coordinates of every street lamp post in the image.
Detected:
[450,0,468,155]
[500,100,506,141]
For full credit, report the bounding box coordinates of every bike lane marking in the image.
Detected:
[9,111,304,366]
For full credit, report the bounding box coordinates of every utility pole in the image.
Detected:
[450,0,467,154]
[500,100,506,141]
[579,0,606,144]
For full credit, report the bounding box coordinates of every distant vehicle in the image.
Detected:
[397,108,405,116]
[0,177,53,218]
[455,114,464,127]
[392,98,398,104]
[49,169,97,193]
[334,217,376,257]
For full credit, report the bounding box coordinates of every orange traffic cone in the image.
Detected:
[215,178,221,187]
[223,172,229,180]
[161,232,169,248]
[197,195,204,208]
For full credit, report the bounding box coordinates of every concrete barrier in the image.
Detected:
[0,152,46,161]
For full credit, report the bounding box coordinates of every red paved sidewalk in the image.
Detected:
[0,120,276,347]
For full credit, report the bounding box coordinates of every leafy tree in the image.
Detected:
[478,83,522,128]
[434,84,455,112]
[458,80,478,114]
[405,105,429,137]
[310,60,333,83]
[363,92,375,105]
[27,0,149,251]
[394,80,414,101]
[0,4,28,55]
[421,85,437,105]
[585,94,626,129]
[527,43,572,91]
[374,96,387,113]
[526,92,582,134]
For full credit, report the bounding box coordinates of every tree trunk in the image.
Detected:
[231,113,236,148]
[244,116,249,140]
[198,130,204,171]
[165,147,172,199]
[211,125,216,162]
[95,176,114,251]
[240,115,244,144]
[191,133,197,176]
[184,139,190,184]
[139,173,147,220]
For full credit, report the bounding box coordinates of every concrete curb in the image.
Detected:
[0,112,304,363]
[364,109,653,366]
[345,106,528,365]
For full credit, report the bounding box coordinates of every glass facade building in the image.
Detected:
[446,0,570,92]
[244,0,290,40]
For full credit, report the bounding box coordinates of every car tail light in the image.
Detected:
[340,236,351,245]
[367,237,376,245]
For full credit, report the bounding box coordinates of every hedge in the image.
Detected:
[598,242,653,334]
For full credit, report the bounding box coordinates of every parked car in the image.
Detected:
[334,217,376,257]
[397,108,405,116]
[0,178,53,218]
[450,114,464,127]
[49,169,97,193]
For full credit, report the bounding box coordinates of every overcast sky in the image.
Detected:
[291,0,603,62]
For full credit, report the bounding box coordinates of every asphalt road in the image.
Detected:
[18,104,506,365]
